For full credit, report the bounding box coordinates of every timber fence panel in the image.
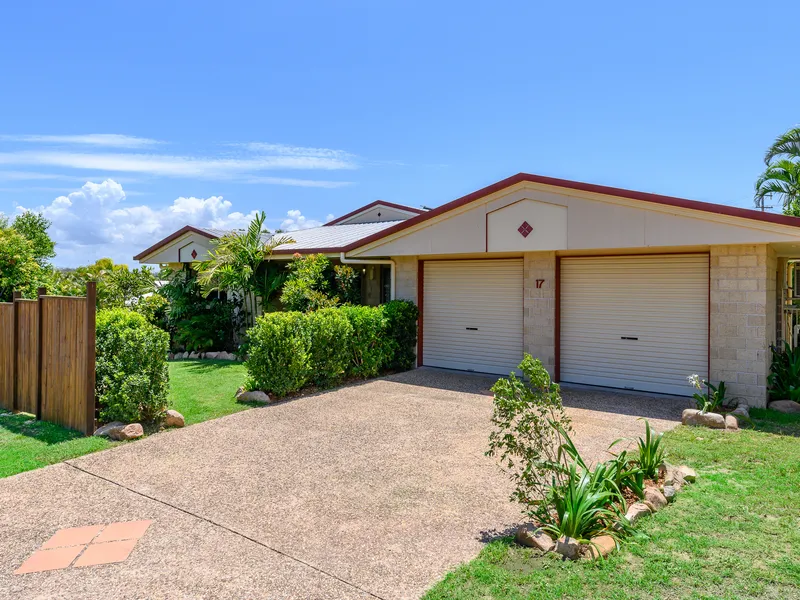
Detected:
[0,303,12,411]
[15,300,38,414]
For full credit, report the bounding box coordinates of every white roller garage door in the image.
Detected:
[423,259,523,375]
[560,254,708,396]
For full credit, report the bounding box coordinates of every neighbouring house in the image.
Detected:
[135,173,800,407]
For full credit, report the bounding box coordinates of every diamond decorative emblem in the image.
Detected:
[517,221,533,238]
[191,249,198,259]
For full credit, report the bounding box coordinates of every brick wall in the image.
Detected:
[710,244,777,408]
[393,256,418,302]
[523,251,556,377]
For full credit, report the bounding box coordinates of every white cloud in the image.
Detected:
[0,134,162,148]
[18,180,267,266]
[325,213,335,222]
[235,142,356,161]
[280,209,324,231]
[0,150,358,179]
[242,176,352,188]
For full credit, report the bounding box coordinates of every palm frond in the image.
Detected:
[764,126,800,164]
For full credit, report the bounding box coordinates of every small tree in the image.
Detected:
[486,354,573,522]
[280,253,337,312]
[334,264,361,304]
[755,126,800,214]
[198,212,292,329]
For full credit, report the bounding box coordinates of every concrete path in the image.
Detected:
[0,369,689,600]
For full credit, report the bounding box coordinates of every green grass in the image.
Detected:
[424,410,800,600]
[0,359,248,478]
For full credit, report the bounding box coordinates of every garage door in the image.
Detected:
[423,259,523,375]
[560,254,708,396]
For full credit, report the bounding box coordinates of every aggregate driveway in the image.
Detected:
[0,368,689,600]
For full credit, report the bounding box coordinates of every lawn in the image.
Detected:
[424,409,800,600]
[0,359,247,478]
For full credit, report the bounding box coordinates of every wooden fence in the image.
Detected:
[0,283,97,435]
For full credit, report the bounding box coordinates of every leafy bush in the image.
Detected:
[304,308,353,387]
[281,254,337,312]
[132,294,169,329]
[340,305,390,378]
[95,309,170,423]
[486,354,573,520]
[245,311,310,397]
[382,299,419,371]
[333,264,361,305]
[768,342,800,401]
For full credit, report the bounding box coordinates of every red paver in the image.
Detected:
[73,539,139,568]
[40,525,104,549]
[93,520,152,543]
[14,546,86,574]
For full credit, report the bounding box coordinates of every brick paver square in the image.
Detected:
[73,539,139,568]
[14,546,86,574]
[93,520,152,543]
[41,525,104,549]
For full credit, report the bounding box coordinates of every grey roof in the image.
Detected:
[198,220,402,253]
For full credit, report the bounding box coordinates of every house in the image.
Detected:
[135,173,800,407]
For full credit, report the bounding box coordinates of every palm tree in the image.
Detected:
[755,127,800,214]
[197,212,293,328]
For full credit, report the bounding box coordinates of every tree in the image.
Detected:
[755,126,800,214]
[11,212,56,267]
[0,227,47,301]
[197,212,293,329]
[50,258,156,308]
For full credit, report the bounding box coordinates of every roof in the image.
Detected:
[133,220,403,262]
[323,200,425,226]
[341,172,800,254]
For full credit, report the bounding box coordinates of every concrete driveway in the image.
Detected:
[0,369,688,600]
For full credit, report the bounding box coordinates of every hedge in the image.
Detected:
[95,308,170,423]
[245,300,418,397]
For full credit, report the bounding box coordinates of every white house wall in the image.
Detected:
[340,205,418,224]
[351,182,800,257]
[139,232,215,264]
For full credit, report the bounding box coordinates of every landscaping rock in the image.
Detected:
[110,423,144,441]
[554,536,581,560]
[515,524,555,552]
[168,353,174,360]
[731,404,750,419]
[188,351,200,359]
[725,414,739,431]
[93,421,125,437]
[682,409,725,429]
[204,351,219,359]
[164,410,185,428]
[677,465,697,483]
[583,535,617,560]
[769,400,800,414]
[237,390,271,404]
[662,485,677,503]
[644,487,668,511]
[624,502,652,525]
[217,351,236,361]
[659,462,684,490]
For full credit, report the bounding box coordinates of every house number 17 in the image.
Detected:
[535,279,545,288]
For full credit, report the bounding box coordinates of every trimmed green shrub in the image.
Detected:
[280,253,337,312]
[305,308,353,387]
[382,299,419,371]
[95,308,170,423]
[341,305,390,379]
[245,311,310,396]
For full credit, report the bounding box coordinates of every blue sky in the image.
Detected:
[0,1,797,266]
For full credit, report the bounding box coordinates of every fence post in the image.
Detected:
[85,282,97,435]
[35,287,46,421]
[11,291,21,412]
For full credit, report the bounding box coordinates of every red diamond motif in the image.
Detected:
[518,221,533,238]
[191,249,198,259]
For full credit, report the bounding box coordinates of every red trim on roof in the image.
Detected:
[324,200,425,226]
[341,172,800,253]
[132,225,217,261]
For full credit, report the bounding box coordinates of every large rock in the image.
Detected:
[583,535,617,560]
[644,487,668,511]
[731,404,750,419]
[682,409,725,429]
[110,423,144,441]
[94,421,125,437]
[677,465,697,483]
[164,409,185,428]
[515,524,555,552]
[725,414,739,431]
[237,390,271,404]
[188,351,200,359]
[624,502,652,525]
[204,351,219,359]
[659,462,684,490]
[554,536,581,560]
[217,351,237,361]
[769,400,800,414]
